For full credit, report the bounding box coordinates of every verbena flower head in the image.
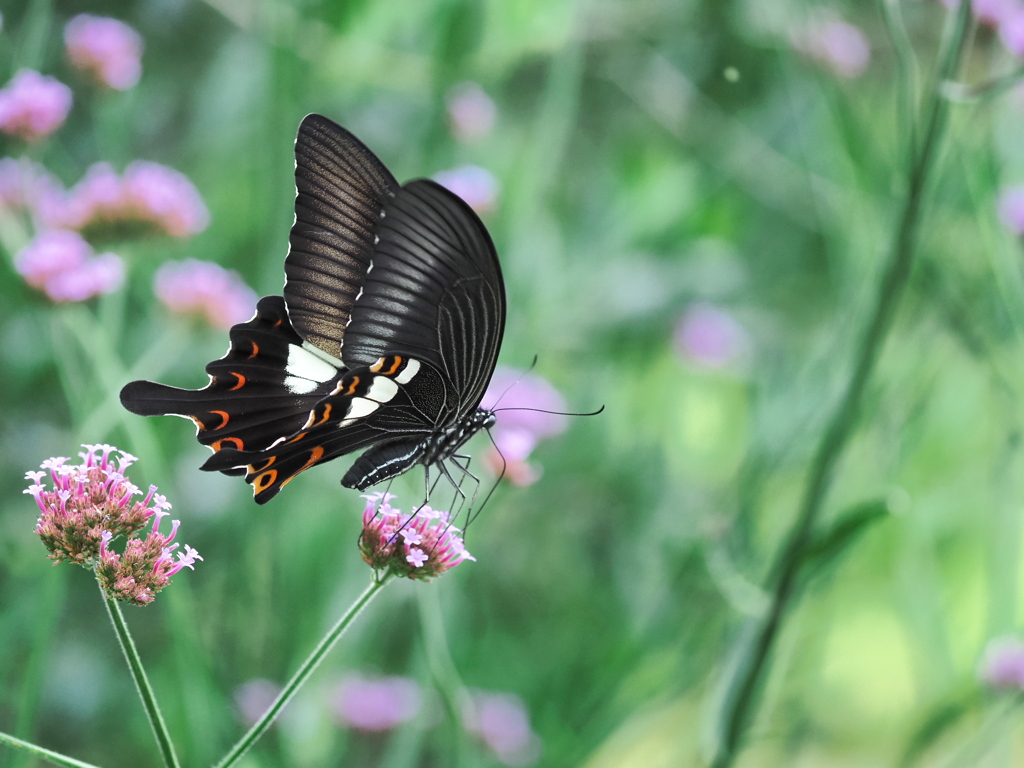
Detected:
[64,14,144,91]
[359,493,475,580]
[479,367,567,486]
[464,690,541,766]
[790,14,871,79]
[121,160,210,237]
[28,444,200,605]
[978,636,1024,689]
[433,165,499,214]
[446,82,497,142]
[14,229,124,302]
[1001,9,1024,59]
[330,673,422,732]
[674,302,749,369]
[0,69,73,141]
[154,259,257,328]
[998,185,1024,235]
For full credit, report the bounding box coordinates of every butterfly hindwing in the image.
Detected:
[120,295,342,464]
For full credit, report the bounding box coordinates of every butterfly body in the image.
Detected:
[121,114,505,504]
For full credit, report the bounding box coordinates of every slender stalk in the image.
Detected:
[102,584,181,768]
[709,5,972,767]
[0,731,101,768]
[417,586,470,768]
[215,575,393,768]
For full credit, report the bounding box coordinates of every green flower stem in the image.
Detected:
[215,574,393,768]
[709,5,972,767]
[0,731,102,768]
[102,584,181,768]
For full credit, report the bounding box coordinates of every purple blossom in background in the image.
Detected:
[464,690,541,766]
[359,493,475,579]
[234,679,284,726]
[973,0,1018,26]
[62,162,124,227]
[330,673,422,732]
[479,367,567,486]
[14,229,124,303]
[154,259,257,328]
[65,14,144,90]
[790,15,871,79]
[997,185,1024,234]
[674,302,748,369]
[978,636,1024,689]
[446,82,497,142]
[121,161,210,237]
[0,69,72,141]
[433,165,499,214]
[999,8,1024,58]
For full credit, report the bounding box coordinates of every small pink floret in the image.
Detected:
[331,674,422,732]
[433,165,500,214]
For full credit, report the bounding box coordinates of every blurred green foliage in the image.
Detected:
[3,0,1024,766]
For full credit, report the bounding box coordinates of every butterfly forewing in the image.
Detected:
[284,114,399,360]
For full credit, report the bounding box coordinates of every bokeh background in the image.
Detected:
[4,1,1024,766]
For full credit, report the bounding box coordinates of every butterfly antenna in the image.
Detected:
[492,404,606,418]
[487,355,539,410]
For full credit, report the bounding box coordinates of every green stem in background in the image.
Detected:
[0,731,101,768]
[709,4,972,767]
[215,574,393,768]
[102,583,181,768]
[417,585,471,768]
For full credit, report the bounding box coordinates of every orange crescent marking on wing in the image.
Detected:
[370,357,385,373]
[212,436,244,451]
[253,469,278,494]
[210,410,230,429]
[287,431,308,444]
[229,373,246,390]
[385,356,403,375]
[280,446,326,490]
[316,404,333,425]
[345,376,361,396]
[251,456,277,472]
[248,342,259,359]
[189,416,206,431]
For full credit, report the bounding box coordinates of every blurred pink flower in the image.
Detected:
[154,259,256,328]
[997,185,1024,234]
[0,69,73,141]
[478,367,566,486]
[941,0,1021,26]
[446,82,497,142]
[0,157,67,223]
[433,165,499,214]
[122,161,210,237]
[14,229,124,302]
[234,679,283,726]
[1000,8,1024,57]
[674,303,748,369]
[330,673,422,732]
[65,14,143,90]
[790,15,871,79]
[978,637,1024,689]
[464,691,541,766]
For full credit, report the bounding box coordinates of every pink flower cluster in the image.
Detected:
[326,674,541,765]
[674,302,749,369]
[65,14,143,91]
[15,229,124,302]
[0,158,209,238]
[358,493,475,580]
[978,636,1024,689]
[433,165,500,214]
[0,69,72,141]
[942,0,1024,56]
[26,444,200,604]
[479,367,567,486]
[330,674,422,732]
[154,259,257,328]
[789,14,871,79]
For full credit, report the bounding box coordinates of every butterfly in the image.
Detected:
[120,114,505,504]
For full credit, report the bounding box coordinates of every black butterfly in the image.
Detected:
[120,114,505,504]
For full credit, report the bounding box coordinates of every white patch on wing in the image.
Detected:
[396,358,420,385]
[284,343,341,394]
[345,398,379,420]
[367,376,399,403]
